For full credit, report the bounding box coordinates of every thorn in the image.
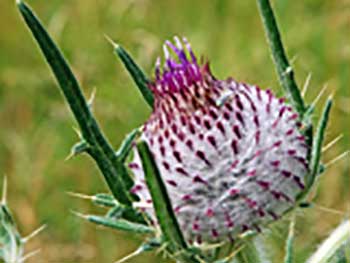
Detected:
[289,54,299,67]
[70,210,89,220]
[20,249,41,263]
[322,134,343,153]
[104,34,119,49]
[221,244,245,263]
[22,224,47,243]
[302,73,312,98]
[64,152,74,161]
[88,87,97,109]
[314,204,345,216]
[284,66,293,75]
[65,140,89,161]
[311,83,328,107]
[66,191,93,200]
[72,126,82,139]
[114,247,144,263]
[2,175,7,205]
[325,150,349,168]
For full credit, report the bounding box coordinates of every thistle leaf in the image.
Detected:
[306,97,332,191]
[116,129,141,163]
[73,211,154,234]
[111,41,154,108]
[17,0,134,205]
[136,141,200,262]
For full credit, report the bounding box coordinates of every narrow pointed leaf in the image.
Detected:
[116,129,140,163]
[136,141,200,262]
[136,141,186,249]
[17,0,134,205]
[306,97,332,191]
[114,44,154,107]
[86,215,154,234]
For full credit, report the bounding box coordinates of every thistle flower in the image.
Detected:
[129,37,309,245]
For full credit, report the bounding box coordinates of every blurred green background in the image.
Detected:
[0,0,349,262]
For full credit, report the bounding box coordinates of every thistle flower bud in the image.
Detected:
[129,37,308,244]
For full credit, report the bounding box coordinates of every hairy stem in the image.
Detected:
[256,0,306,116]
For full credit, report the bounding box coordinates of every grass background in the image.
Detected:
[0,0,349,262]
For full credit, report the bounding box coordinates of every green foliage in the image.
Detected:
[0,0,346,262]
[111,42,154,108]
[17,0,134,206]
[0,178,44,263]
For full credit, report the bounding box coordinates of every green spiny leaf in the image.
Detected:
[17,0,134,205]
[307,97,332,191]
[116,129,141,163]
[78,212,154,234]
[112,43,154,108]
[136,141,200,263]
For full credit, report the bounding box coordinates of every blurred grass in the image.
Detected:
[0,0,349,262]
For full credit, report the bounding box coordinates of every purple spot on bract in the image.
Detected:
[211,228,219,238]
[193,175,208,185]
[229,188,239,196]
[207,135,217,149]
[231,140,238,154]
[216,121,226,135]
[182,194,192,201]
[128,163,139,169]
[162,161,170,170]
[166,180,178,187]
[130,184,142,194]
[206,208,214,217]
[196,151,211,166]
[176,167,189,176]
[281,170,292,178]
[173,151,182,163]
[293,176,305,189]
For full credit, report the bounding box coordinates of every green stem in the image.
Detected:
[256,0,306,116]
[284,216,295,263]
[17,0,133,205]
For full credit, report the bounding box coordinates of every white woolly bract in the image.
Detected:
[128,37,309,244]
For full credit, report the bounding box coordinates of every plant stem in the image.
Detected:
[17,0,134,206]
[308,220,350,263]
[256,0,306,116]
[284,216,295,263]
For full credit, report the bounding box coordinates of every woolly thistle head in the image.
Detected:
[129,37,309,245]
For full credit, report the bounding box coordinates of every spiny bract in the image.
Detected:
[129,37,308,245]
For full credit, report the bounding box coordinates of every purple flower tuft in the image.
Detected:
[130,37,308,244]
